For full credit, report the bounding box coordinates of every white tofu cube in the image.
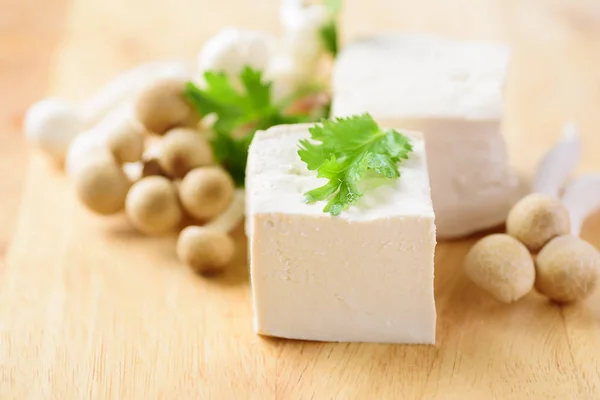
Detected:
[246,124,436,344]
[332,34,524,239]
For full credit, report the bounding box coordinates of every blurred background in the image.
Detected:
[1,0,600,237]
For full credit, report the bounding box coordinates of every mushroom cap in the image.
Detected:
[198,28,274,79]
[535,235,600,303]
[179,166,235,221]
[66,132,114,178]
[506,193,571,252]
[177,226,235,274]
[24,98,85,162]
[158,127,213,178]
[74,157,131,215]
[134,78,194,135]
[464,233,536,303]
[106,120,145,164]
[125,176,182,235]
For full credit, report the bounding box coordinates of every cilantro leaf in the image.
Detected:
[184,67,320,187]
[184,67,275,134]
[240,67,271,111]
[298,114,413,216]
[320,21,338,57]
[319,0,342,57]
[184,67,281,186]
[210,130,255,187]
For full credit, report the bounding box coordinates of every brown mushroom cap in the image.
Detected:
[125,176,182,235]
[535,235,600,303]
[506,193,571,252]
[179,166,235,221]
[464,234,536,303]
[177,226,235,275]
[74,157,131,215]
[134,78,195,135]
[158,127,213,178]
[106,121,145,164]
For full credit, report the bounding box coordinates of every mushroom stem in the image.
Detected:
[204,189,246,233]
[79,60,193,126]
[561,174,600,236]
[121,140,167,183]
[531,121,581,197]
[65,102,137,178]
[24,60,193,165]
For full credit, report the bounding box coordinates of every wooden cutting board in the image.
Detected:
[3,0,600,398]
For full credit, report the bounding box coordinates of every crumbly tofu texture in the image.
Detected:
[246,124,436,343]
[332,34,524,239]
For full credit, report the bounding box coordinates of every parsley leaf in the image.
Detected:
[184,66,314,186]
[298,114,413,216]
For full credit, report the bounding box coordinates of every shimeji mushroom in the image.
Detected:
[121,135,169,183]
[506,193,571,252]
[134,78,198,135]
[561,174,600,236]
[464,234,536,303]
[177,189,245,275]
[531,122,581,198]
[196,28,275,81]
[73,156,131,215]
[24,60,192,164]
[158,128,214,178]
[535,235,600,303]
[179,166,235,221]
[125,176,183,235]
[24,98,86,163]
[106,119,146,164]
[65,103,136,178]
[531,122,600,237]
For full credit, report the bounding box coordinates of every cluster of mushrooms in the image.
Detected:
[72,79,241,275]
[464,193,600,304]
[23,0,338,276]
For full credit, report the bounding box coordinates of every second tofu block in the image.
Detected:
[332,34,523,239]
[246,124,436,343]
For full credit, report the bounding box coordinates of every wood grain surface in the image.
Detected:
[3,0,600,398]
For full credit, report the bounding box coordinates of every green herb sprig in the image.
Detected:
[298,114,413,216]
[320,0,342,57]
[184,67,309,186]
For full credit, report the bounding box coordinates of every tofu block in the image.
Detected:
[246,124,436,343]
[332,34,524,239]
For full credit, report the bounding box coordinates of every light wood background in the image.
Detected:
[3,0,600,398]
